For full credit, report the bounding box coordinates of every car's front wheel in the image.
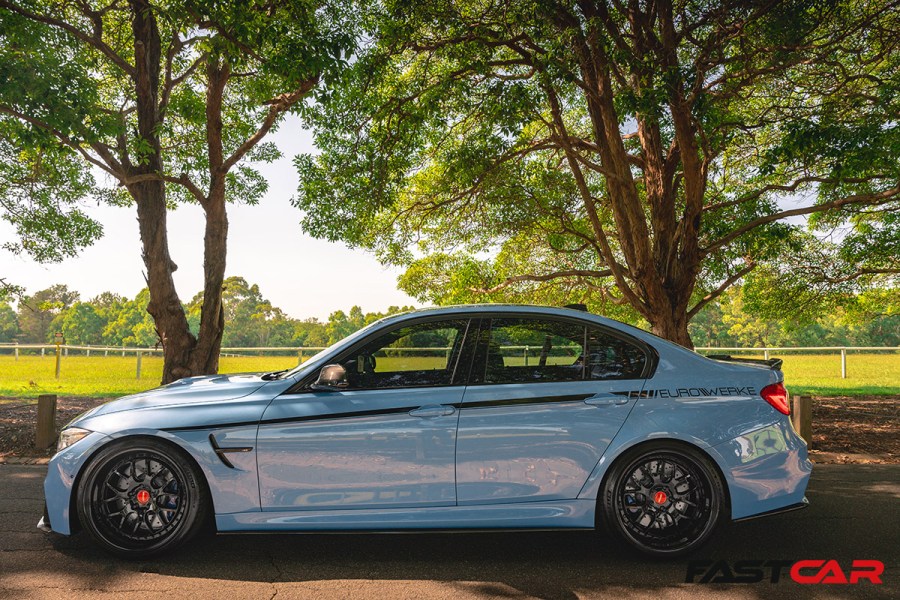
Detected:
[76,438,209,558]
[600,442,725,557]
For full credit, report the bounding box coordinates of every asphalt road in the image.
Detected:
[0,464,896,599]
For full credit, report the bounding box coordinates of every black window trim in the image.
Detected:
[283,315,475,394]
[468,313,656,386]
[282,310,658,395]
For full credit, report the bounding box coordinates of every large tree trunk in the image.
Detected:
[560,4,705,350]
[188,198,228,375]
[129,0,226,383]
[131,178,228,384]
[132,181,196,382]
[648,307,694,349]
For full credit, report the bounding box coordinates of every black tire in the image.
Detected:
[76,438,209,559]
[600,442,725,558]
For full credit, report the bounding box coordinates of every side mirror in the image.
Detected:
[311,364,349,391]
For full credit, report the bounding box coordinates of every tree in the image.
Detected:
[295,0,899,347]
[324,307,364,343]
[102,288,159,347]
[54,301,105,345]
[0,1,355,381]
[16,284,78,342]
[719,287,779,347]
[291,318,328,347]
[188,276,296,348]
[0,301,18,342]
[323,305,411,344]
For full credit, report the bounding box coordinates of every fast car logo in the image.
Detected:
[686,559,884,584]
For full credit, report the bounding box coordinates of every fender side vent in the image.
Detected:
[208,434,253,469]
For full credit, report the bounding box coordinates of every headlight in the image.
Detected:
[57,427,91,453]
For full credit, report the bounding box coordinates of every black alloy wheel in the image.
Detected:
[77,439,209,558]
[600,442,724,557]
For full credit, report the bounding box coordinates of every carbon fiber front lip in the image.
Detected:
[37,501,51,533]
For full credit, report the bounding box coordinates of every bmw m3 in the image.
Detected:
[41,304,810,558]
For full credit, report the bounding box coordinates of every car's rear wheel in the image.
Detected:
[600,442,724,557]
[76,438,208,558]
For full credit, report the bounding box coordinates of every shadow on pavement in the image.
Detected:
[1,464,896,599]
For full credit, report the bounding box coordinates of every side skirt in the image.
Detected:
[732,497,809,523]
[215,500,596,532]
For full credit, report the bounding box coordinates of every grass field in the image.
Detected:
[0,351,897,400]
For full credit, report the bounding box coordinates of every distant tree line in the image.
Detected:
[0,276,412,348]
[0,277,896,349]
[688,287,898,348]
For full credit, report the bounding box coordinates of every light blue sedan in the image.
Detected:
[41,305,810,558]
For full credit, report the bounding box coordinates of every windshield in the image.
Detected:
[276,316,395,379]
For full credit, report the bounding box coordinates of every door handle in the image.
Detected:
[409,405,456,418]
[585,395,630,407]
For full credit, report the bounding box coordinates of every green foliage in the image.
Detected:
[294,0,899,340]
[323,304,411,344]
[0,3,109,260]
[15,284,78,343]
[689,285,900,348]
[100,289,159,347]
[54,302,105,345]
[292,318,329,347]
[0,134,103,261]
[0,301,18,342]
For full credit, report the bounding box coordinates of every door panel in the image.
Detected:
[455,316,647,505]
[455,381,638,504]
[258,387,461,510]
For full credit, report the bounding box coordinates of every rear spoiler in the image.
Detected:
[706,354,783,370]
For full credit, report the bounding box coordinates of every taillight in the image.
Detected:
[761,382,790,415]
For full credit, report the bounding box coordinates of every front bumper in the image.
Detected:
[37,502,51,533]
[43,431,112,535]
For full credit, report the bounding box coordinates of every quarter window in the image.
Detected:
[586,326,647,380]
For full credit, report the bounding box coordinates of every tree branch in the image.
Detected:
[0,0,135,77]
[0,105,124,179]
[219,77,319,174]
[687,261,756,318]
[159,31,207,117]
[702,175,891,213]
[469,269,615,294]
[541,81,649,313]
[121,172,205,203]
[703,185,900,255]
[815,268,899,284]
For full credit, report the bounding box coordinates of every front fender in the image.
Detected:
[44,431,112,535]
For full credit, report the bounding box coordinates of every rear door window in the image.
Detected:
[471,317,647,384]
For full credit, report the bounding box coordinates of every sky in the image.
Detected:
[0,116,419,321]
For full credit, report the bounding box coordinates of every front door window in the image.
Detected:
[343,319,469,389]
